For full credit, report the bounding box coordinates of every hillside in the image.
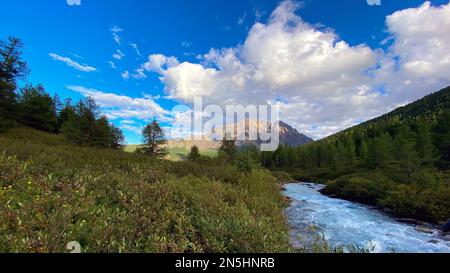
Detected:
[265,86,450,223]
[333,86,450,139]
[0,126,291,253]
[216,120,313,148]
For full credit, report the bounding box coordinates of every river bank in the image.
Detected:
[283,182,450,253]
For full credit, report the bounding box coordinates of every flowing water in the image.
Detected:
[283,182,450,253]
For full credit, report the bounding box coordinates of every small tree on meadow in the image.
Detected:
[219,136,237,163]
[188,145,201,161]
[138,120,168,159]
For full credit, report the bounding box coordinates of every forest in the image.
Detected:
[262,87,450,223]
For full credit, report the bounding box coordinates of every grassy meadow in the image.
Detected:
[0,127,291,253]
[125,144,219,161]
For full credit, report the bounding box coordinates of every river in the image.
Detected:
[283,182,450,253]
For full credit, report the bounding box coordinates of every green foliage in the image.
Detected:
[0,127,291,253]
[137,120,168,159]
[187,145,201,161]
[233,145,260,174]
[58,97,124,149]
[0,37,29,129]
[433,110,450,169]
[219,137,237,162]
[270,171,294,183]
[17,84,58,132]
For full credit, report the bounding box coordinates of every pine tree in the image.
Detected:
[91,116,112,148]
[359,139,369,165]
[393,126,420,183]
[138,120,168,159]
[188,145,201,161]
[109,125,125,149]
[0,37,29,129]
[367,133,393,169]
[345,134,356,167]
[219,136,237,162]
[77,97,98,145]
[17,84,57,132]
[60,103,82,145]
[415,118,436,166]
[433,111,450,169]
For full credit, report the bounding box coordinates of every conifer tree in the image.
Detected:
[138,120,168,159]
[188,145,201,161]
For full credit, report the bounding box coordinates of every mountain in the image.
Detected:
[278,121,314,147]
[169,120,314,150]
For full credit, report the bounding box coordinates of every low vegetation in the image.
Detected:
[0,127,291,253]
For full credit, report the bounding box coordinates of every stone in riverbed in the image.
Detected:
[415,225,434,234]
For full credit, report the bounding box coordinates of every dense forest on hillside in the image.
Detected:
[262,87,450,223]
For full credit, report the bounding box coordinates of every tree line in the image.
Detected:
[0,37,124,148]
[260,87,450,222]
[261,100,450,175]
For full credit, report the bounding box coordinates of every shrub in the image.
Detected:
[0,127,291,253]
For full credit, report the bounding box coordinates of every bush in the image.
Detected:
[322,171,450,222]
[0,127,291,253]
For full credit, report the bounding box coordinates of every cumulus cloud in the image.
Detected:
[67,86,169,121]
[67,0,81,6]
[142,54,179,74]
[49,53,97,72]
[134,0,450,139]
[143,1,380,138]
[375,1,450,104]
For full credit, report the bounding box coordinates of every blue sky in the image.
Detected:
[1,0,450,143]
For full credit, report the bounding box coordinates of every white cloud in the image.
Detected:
[142,54,179,74]
[136,0,450,139]
[108,61,117,69]
[67,0,81,6]
[238,13,247,25]
[121,71,130,80]
[111,26,124,45]
[130,43,143,57]
[375,1,450,103]
[149,1,379,138]
[49,53,97,72]
[132,68,147,79]
[113,49,125,60]
[66,85,169,121]
[120,124,143,135]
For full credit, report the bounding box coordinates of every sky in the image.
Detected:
[1,0,450,143]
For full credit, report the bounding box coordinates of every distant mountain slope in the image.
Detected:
[214,120,313,148]
[278,121,314,147]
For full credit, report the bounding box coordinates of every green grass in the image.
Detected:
[124,144,218,162]
[0,127,291,253]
